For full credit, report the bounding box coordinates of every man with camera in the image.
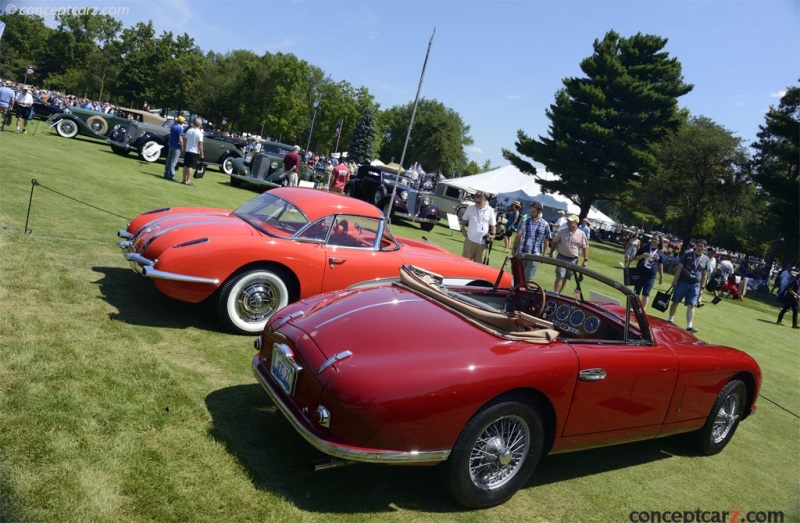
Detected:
[460,192,496,264]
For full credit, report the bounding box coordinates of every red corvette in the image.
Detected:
[252,255,761,508]
[117,187,509,334]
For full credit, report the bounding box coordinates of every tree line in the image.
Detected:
[0,12,481,175]
[1,14,796,260]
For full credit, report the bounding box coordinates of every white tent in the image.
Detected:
[438,165,536,194]
[447,164,616,225]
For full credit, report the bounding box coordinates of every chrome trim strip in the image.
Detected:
[272,310,305,330]
[318,350,353,374]
[252,355,450,464]
[118,229,134,239]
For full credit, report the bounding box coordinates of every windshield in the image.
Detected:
[233,193,309,238]
[260,143,293,156]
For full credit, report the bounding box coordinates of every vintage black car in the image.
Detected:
[229,141,318,189]
[345,164,440,231]
[107,120,244,174]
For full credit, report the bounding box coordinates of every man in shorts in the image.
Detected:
[181,118,204,185]
[667,240,709,333]
[14,87,34,134]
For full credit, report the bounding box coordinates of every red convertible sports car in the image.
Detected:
[252,254,761,508]
[117,187,509,334]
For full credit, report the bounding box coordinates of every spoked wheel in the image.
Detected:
[55,119,78,138]
[505,280,546,317]
[446,396,544,508]
[693,379,747,455]
[217,268,291,334]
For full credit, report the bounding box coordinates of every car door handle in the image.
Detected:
[329,257,346,268]
[578,368,607,381]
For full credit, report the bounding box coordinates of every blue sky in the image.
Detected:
[14,0,800,167]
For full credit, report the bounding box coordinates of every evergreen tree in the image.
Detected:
[347,107,377,165]
[504,30,692,220]
[750,85,800,264]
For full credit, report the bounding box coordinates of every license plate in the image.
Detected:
[270,345,301,396]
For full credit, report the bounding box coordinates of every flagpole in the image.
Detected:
[385,27,436,223]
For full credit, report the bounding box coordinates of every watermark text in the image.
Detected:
[4,4,130,17]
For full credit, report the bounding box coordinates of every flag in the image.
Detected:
[333,119,343,140]
[0,21,6,40]
[26,65,35,77]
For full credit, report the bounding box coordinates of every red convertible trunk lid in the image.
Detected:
[286,284,501,360]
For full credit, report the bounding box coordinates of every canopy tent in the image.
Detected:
[438,165,536,194]
[446,164,616,225]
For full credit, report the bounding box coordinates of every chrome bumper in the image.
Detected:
[107,138,134,150]
[121,251,220,285]
[394,212,438,224]
[251,355,450,465]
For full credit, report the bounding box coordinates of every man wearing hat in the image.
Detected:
[0,82,14,132]
[502,200,522,253]
[163,115,186,181]
[460,192,496,263]
[13,86,34,134]
[554,210,568,231]
[549,214,589,294]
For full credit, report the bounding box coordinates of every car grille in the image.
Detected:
[125,123,143,144]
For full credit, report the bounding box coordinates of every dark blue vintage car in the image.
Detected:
[345,164,441,231]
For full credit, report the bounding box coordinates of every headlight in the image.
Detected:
[400,190,408,200]
[422,195,431,206]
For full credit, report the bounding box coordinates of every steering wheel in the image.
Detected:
[505,280,546,318]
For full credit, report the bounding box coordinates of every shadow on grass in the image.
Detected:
[206,383,696,513]
[92,265,229,334]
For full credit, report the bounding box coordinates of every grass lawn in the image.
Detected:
[0,127,798,522]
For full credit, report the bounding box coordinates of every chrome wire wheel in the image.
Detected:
[468,414,531,490]
[447,398,543,508]
[711,391,740,444]
[694,379,746,455]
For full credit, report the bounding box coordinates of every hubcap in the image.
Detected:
[711,394,740,444]
[469,415,530,490]
[236,281,279,322]
[61,121,75,134]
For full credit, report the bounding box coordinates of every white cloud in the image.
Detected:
[467,147,483,154]
[505,94,525,101]
[770,90,787,98]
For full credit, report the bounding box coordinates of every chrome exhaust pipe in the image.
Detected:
[312,457,354,472]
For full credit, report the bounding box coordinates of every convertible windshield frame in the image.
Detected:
[232,193,310,238]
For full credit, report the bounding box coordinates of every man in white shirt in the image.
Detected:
[460,192,497,263]
[14,87,34,134]
[181,118,205,185]
[554,210,568,231]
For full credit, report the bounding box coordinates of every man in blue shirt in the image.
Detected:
[514,201,552,280]
[0,82,14,132]
[163,116,185,181]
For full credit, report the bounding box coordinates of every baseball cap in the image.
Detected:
[566,215,580,223]
[176,116,186,123]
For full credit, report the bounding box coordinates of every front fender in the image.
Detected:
[420,203,440,219]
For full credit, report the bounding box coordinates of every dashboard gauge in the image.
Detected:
[584,316,601,334]
[556,304,571,322]
[570,310,586,327]
[543,301,557,317]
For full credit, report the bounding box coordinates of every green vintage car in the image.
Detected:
[48,107,166,140]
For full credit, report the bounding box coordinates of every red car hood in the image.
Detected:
[131,211,260,255]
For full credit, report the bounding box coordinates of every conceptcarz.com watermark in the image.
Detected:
[3,4,130,17]
[629,508,785,523]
